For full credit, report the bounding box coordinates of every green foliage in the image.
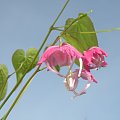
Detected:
[0,64,8,101]
[12,48,39,82]
[61,13,98,53]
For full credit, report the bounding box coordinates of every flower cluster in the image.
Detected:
[37,42,108,98]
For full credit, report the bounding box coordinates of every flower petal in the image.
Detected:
[46,62,66,78]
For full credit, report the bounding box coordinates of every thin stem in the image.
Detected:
[51,36,60,45]
[0,77,22,109]
[8,64,23,78]
[66,59,75,76]
[8,72,15,78]
[0,0,70,118]
[60,10,93,36]
[61,14,88,36]
[67,28,120,34]
[81,28,120,33]
[2,67,40,120]
[38,67,47,72]
[53,28,120,34]
[53,28,63,31]
[54,26,65,28]
[51,0,70,27]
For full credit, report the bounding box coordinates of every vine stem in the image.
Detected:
[0,0,70,119]
[53,27,120,33]
[2,66,40,120]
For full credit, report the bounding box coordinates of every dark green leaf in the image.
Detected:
[0,64,8,101]
[12,48,39,82]
[61,13,98,53]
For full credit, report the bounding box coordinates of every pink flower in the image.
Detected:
[38,43,108,98]
[64,70,79,91]
[37,42,83,78]
[64,69,97,98]
[81,69,97,83]
[83,47,108,71]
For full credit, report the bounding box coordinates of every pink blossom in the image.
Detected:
[81,69,97,83]
[83,47,108,70]
[38,43,108,98]
[64,69,97,98]
[64,70,79,91]
[37,42,83,77]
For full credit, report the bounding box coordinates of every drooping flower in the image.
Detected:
[38,43,108,98]
[64,70,79,91]
[64,69,97,98]
[37,42,83,78]
[83,47,108,71]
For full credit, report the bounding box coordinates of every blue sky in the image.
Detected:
[0,0,120,120]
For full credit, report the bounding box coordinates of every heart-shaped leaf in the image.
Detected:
[0,64,8,101]
[61,13,98,53]
[12,48,39,82]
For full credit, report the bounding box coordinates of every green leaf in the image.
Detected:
[12,48,39,82]
[0,64,8,101]
[61,13,98,53]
